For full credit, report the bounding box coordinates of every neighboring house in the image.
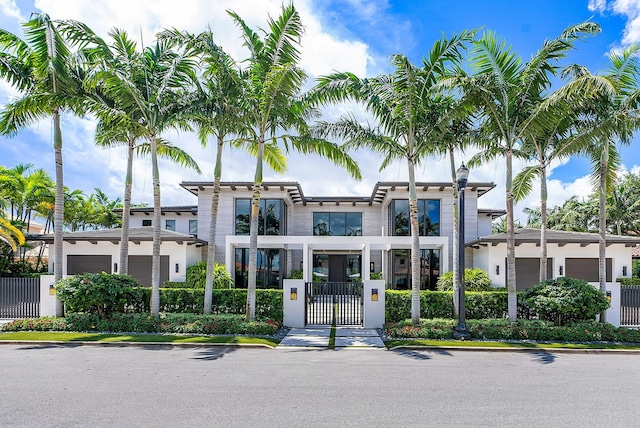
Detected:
[470,228,640,290]
[37,180,640,290]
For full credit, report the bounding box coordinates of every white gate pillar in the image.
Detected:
[363,280,385,328]
[283,279,305,328]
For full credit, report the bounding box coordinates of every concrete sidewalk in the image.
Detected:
[277,326,386,349]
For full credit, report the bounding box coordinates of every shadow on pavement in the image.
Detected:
[390,348,453,360]
[191,347,238,361]
[530,350,556,364]
[16,343,83,350]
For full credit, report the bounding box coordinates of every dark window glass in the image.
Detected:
[391,249,440,290]
[313,212,362,236]
[235,199,251,235]
[264,199,281,235]
[234,248,282,288]
[165,219,176,231]
[313,213,330,236]
[235,199,285,236]
[189,219,198,235]
[392,199,440,236]
[142,219,152,227]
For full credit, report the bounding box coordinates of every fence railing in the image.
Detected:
[0,277,40,318]
[620,284,640,326]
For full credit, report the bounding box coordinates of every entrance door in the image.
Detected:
[329,255,347,282]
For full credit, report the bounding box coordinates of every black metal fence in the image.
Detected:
[305,282,362,326]
[620,284,640,326]
[0,278,40,318]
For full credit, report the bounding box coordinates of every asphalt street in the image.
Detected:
[1,344,638,427]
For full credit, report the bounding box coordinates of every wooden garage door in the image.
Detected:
[507,258,553,290]
[565,258,612,282]
[128,255,170,287]
[67,255,112,275]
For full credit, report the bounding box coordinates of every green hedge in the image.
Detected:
[385,290,533,323]
[619,277,640,285]
[132,288,283,321]
[2,313,281,335]
[385,318,640,342]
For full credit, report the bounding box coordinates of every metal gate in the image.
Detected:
[305,282,362,326]
[620,284,640,326]
[0,277,40,318]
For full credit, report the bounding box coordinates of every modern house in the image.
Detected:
[36,180,640,291]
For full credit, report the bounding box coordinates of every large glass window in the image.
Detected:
[390,199,440,236]
[313,212,362,236]
[235,199,285,235]
[165,219,176,231]
[234,248,282,288]
[391,249,440,290]
[189,219,198,236]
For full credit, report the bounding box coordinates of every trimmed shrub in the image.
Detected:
[520,277,609,326]
[436,268,492,291]
[633,259,640,278]
[185,261,233,289]
[55,273,142,319]
[288,269,303,279]
[2,313,282,336]
[619,277,640,286]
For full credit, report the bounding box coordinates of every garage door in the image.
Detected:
[128,255,169,287]
[507,258,553,290]
[565,258,612,282]
[67,255,112,275]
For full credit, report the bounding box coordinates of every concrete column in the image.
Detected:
[40,275,58,317]
[283,279,305,328]
[605,282,621,327]
[363,280,385,328]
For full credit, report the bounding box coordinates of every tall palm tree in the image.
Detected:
[459,22,600,321]
[229,4,361,321]
[559,45,640,321]
[0,14,85,312]
[312,31,475,324]
[159,28,287,314]
[87,35,198,316]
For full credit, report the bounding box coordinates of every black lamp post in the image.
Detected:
[453,163,471,340]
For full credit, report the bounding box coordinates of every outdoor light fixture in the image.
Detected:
[495,265,500,275]
[291,287,298,301]
[370,262,375,273]
[559,265,564,276]
[371,288,378,302]
[453,162,471,340]
[175,263,179,273]
[114,263,118,273]
[623,266,628,276]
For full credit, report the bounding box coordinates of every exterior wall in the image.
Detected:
[477,215,494,238]
[129,212,197,236]
[50,240,199,282]
[474,242,634,288]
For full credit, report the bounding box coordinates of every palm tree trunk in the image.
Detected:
[506,150,517,322]
[53,107,64,317]
[119,137,134,275]
[598,160,607,323]
[247,139,264,322]
[204,135,224,314]
[408,157,421,325]
[449,149,459,318]
[539,161,548,282]
[150,134,162,317]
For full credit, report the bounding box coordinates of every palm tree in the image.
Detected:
[86,34,198,316]
[459,22,600,321]
[229,4,361,321]
[561,45,640,321]
[0,14,85,311]
[0,215,24,251]
[312,31,475,324]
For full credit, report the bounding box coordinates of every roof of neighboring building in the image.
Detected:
[477,208,507,219]
[633,246,640,258]
[180,180,496,206]
[31,227,208,245]
[113,206,198,216]
[469,228,640,247]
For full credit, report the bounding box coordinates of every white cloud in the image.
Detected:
[591,0,640,45]
[0,0,24,22]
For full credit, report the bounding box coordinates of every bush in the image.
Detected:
[633,260,640,278]
[619,277,640,286]
[2,313,282,336]
[436,268,492,291]
[185,261,233,289]
[288,269,303,279]
[384,318,640,342]
[162,281,188,288]
[55,273,141,319]
[520,277,609,326]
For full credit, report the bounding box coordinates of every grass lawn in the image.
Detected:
[0,331,280,347]
[385,339,640,350]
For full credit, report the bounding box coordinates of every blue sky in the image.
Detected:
[0,0,639,222]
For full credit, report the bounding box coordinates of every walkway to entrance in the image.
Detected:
[277,326,385,349]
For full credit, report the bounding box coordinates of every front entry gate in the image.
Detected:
[305,282,362,326]
[621,284,640,326]
[0,277,40,318]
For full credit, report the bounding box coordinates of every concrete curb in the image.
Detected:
[388,344,640,354]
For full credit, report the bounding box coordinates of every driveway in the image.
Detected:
[0,345,638,427]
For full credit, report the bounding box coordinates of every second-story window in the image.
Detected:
[165,219,176,231]
[235,198,285,235]
[189,219,198,235]
[313,212,362,236]
[142,219,152,227]
[391,199,440,236]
